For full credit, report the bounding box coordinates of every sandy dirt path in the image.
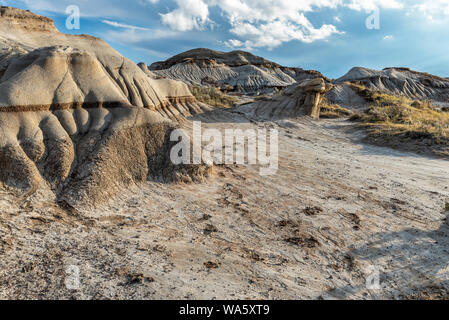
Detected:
[1,114,448,299]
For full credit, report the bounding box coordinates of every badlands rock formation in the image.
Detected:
[0,7,210,205]
[148,48,326,95]
[238,78,332,120]
[0,7,211,120]
[327,66,449,107]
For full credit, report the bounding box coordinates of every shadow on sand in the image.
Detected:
[324,212,449,299]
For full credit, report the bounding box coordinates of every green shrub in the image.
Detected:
[189,85,238,108]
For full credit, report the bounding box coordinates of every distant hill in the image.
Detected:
[148,49,449,107]
[327,66,449,107]
[147,48,326,95]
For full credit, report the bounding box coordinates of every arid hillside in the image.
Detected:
[0,7,212,206]
[327,67,449,108]
[0,6,448,301]
[148,48,325,95]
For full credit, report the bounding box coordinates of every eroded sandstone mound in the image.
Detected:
[147,48,326,95]
[0,106,211,206]
[0,7,211,120]
[238,78,332,120]
[0,7,210,205]
[327,66,449,107]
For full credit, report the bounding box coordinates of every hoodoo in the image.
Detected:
[238,78,332,120]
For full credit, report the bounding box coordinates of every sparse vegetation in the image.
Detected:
[189,84,238,108]
[346,82,376,102]
[445,201,449,212]
[350,93,449,156]
[253,94,272,101]
[320,99,352,118]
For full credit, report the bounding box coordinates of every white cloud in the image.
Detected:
[345,0,403,12]
[228,19,343,50]
[160,0,346,48]
[102,20,151,31]
[11,0,449,51]
[409,0,449,20]
[224,39,244,48]
[383,35,394,40]
[160,0,210,31]
[160,0,406,49]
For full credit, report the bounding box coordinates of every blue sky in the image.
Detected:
[3,0,449,79]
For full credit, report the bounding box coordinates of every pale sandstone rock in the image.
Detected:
[239,78,332,120]
[0,7,210,205]
[148,48,326,95]
[327,66,449,107]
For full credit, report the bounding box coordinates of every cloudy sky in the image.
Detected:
[3,0,449,78]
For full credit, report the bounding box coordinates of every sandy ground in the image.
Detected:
[1,111,449,300]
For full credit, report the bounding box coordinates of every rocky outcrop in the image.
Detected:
[0,6,57,32]
[150,48,277,70]
[297,78,333,119]
[0,7,211,205]
[238,78,332,120]
[0,8,211,121]
[0,106,211,206]
[137,62,157,79]
[328,67,449,107]
[147,48,326,95]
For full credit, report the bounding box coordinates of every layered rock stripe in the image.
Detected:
[0,7,211,206]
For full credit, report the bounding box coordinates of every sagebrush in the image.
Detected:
[189,85,238,108]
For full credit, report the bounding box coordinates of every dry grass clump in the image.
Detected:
[320,99,352,118]
[346,82,376,102]
[189,85,238,108]
[350,93,449,156]
[253,94,273,101]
